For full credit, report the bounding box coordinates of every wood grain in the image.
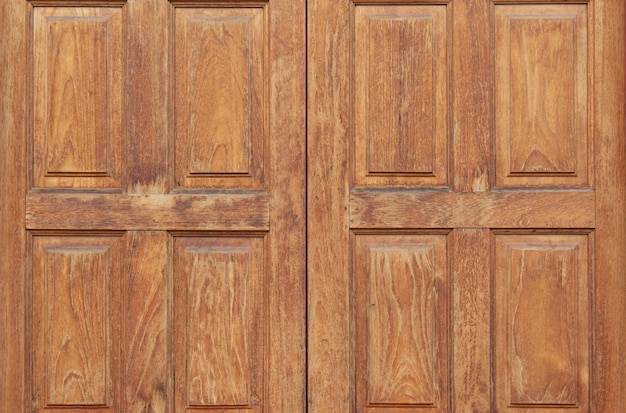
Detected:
[351,189,595,229]
[495,4,589,187]
[452,0,490,192]
[0,1,26,412]
[174,7,265,188]
[32,235,123,411]
[307,0,352,410]
[266,0,306,410]
[593,0,626,411]
[126,0,168,193]
[123,232,169,413]
[32,7,123,189]
[452,229,491,412]
[355,234,448,410]
[354,5,448,186]
[26,192,270,231]
[174,237,264,411]
[495,234,590,411]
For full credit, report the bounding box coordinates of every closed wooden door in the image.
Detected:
[308,0,626,412]
[2,1,626,412]
[0,0,305,412]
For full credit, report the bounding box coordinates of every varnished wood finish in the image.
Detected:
[0,1,26,412]
[174,236,264,411]
[495,4,590,188]
[592,1,626,410]
[354,5,448,187]
[31,235,123,411]
[174,6,266,189]
[307,0,352,410]
[2,0,304,412]
[309,0,625,411]
[355,234,449,411]
[123,232,169,413]
[495,234,590,410]
[26,192,270,231]
[32,6,123,189]
[350,189,595,229]
[452,230,491,412]
[126,0,168,194]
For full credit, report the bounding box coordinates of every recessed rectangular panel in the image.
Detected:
[495,234,590,411]
[355,234,448,411]
[32,7,123,189]
[175,7,266,189]
[495,4,589,187]
[174,236,264,411]
[32,235,122,410]
[355,5,448,187]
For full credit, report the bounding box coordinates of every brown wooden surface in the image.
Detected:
[0,1,26,412]
[308,0,625,411]
[494,234,590,410]
[307,0,352,410]
[593,1,626,411]
[26,192,270,231]
[2,0,305,412]
[123,232,169,413]
[452,229,491,412]
[1,0,625,411]
[355,234,449,411]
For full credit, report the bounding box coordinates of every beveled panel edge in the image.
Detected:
[353,233,450,410]
[492,2,591,188]
[30,234,124,412]
[173,235,266,410]
[30,5,125,190]
[352,2,450,187]
[492,232,591,410]
[173,4,268,189]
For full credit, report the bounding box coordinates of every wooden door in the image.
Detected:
[308,0,626,412]
[0,0,305,412]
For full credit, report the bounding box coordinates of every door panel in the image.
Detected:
[0,0,305,412]
[308,1,625,413]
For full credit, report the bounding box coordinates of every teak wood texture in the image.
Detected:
[1,0,625,412]
[308,0,625,412]
[1,0,305,412]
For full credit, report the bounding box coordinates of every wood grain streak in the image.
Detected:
[495,234,590,411]
[452,0,490,192]
[452,229,491,412]
[355,5,448,187]
[124,232,168,413]
[267,0,306,410]
[593,0,626,410]
[356,234,448,411]
[175,7,266,189]
[350,189,595,229]
[174,237,264,411]
[370,248,434,403]
[26,192,270,231]
[46,249,108,404]
[126,0,168,193]
[0,1,26,411]
[33,7,123,189]
[32,235,122,411]
[495,4,589,187]
[307,0,352,410]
